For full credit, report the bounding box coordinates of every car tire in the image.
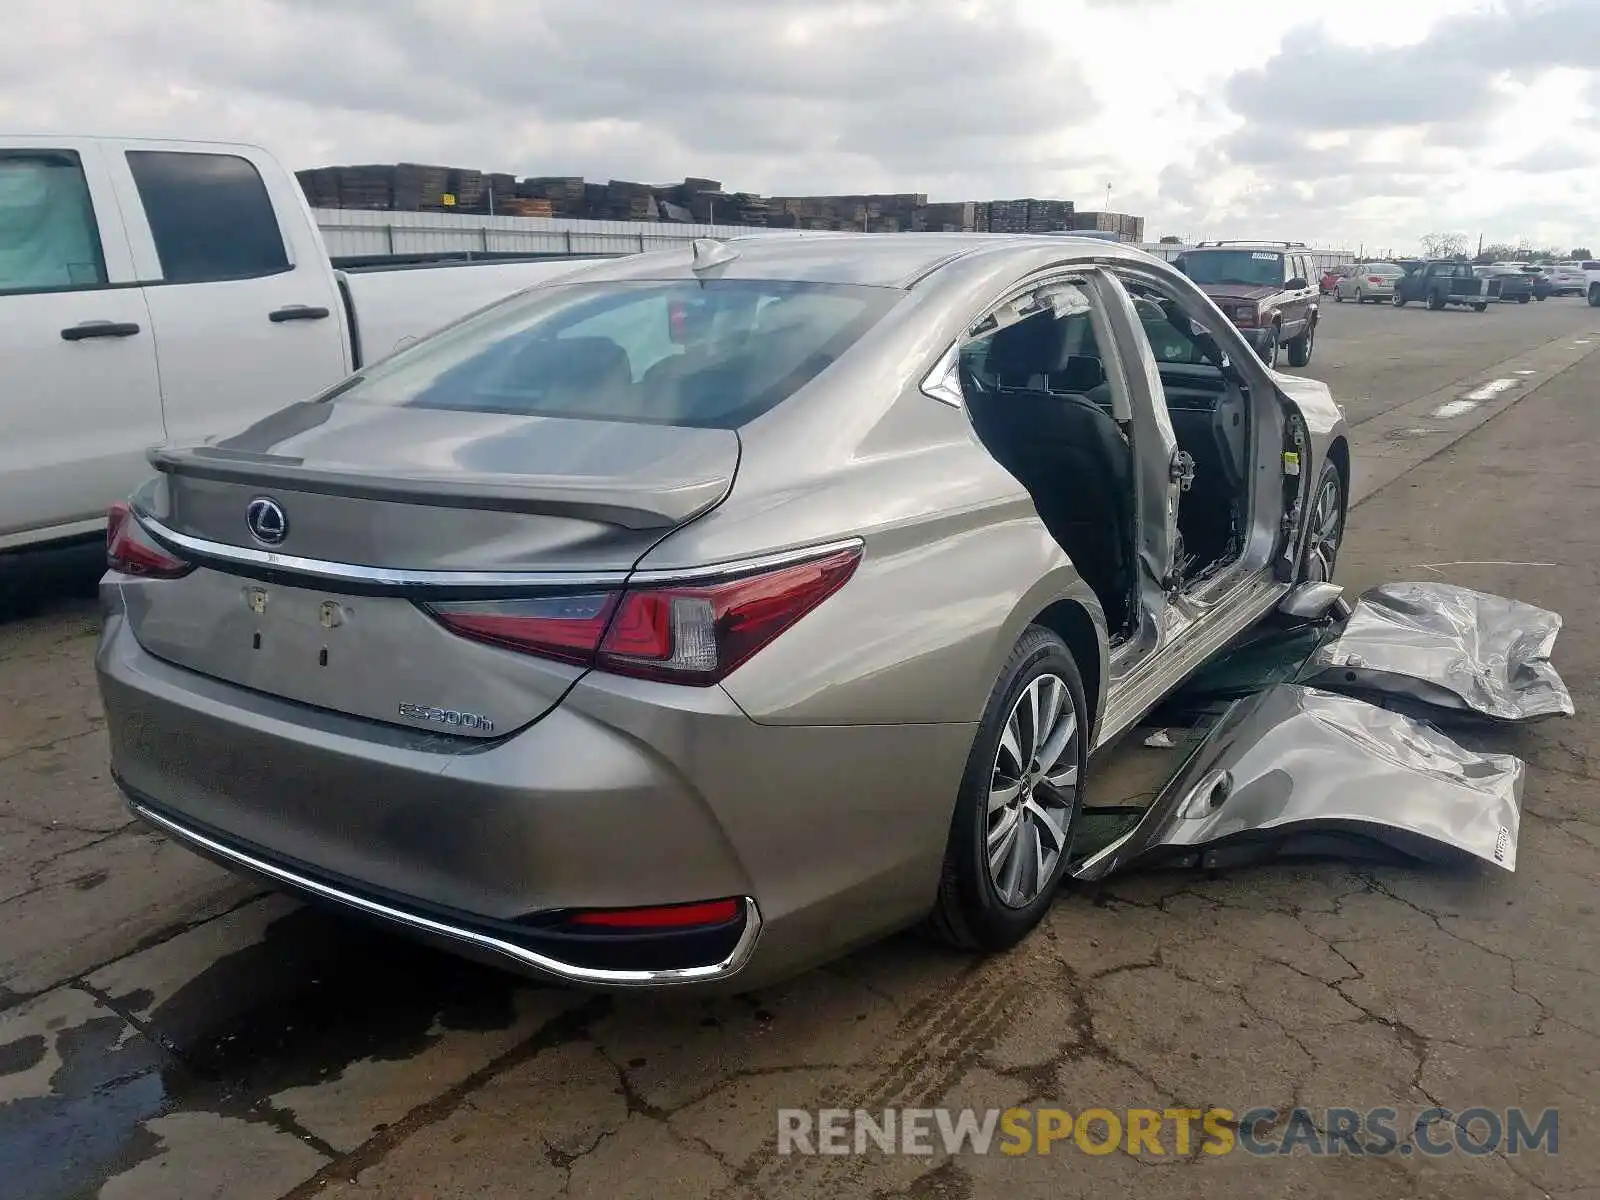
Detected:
[1392,293,1407,308]
[1286,319,1315,368]
[1518,294,1531,304]
[1589,285,1600,308]
[1536,294,1546,301]
[1473,302,1488,312]
[1261,326,1280,368]
[925,625,1088,952]
[1335,290,1344,303]
[1427,290,1446,311]
[1298,459,1345,583]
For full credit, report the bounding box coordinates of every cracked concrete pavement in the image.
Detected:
[1,300,1597,1198]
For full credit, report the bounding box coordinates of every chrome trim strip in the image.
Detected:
[130,801,763,987]
[140,516,632,590]
[141,516,863,592]
[628,537,865,584]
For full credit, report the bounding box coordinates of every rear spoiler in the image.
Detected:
[147,441,733,531]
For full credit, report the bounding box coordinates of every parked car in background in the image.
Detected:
[0,134,599,596]
[97,233,1350,991]
[1173,240,1320,368]
[1542,262,1586,296]
[1475,265,1533,304]
[1393,261,1500,311]
[1333,262,1404,303]
[1319,265,1349,295]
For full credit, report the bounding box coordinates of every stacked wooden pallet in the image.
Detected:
[603,180,659,221]
[294,168,340,209]
[448,169,485,210]
[497,197,554,218]
[393,163,451,211]
[987,199,1033,234]
[1026,199,1075,232]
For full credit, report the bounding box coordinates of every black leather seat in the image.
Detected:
[964,312,1137,632]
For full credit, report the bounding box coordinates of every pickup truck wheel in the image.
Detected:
[1427,290,1446,311]
[1392,293,1407,308]
[1517,294,1531,305]
[1286,320,1315,368]
[925,626,1087,952]
[1589,285,1600,308]
[1473,302,1489,313]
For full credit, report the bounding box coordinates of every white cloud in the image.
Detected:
[3,0,1599,252]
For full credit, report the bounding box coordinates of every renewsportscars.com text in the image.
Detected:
[777,1106,1559,1158]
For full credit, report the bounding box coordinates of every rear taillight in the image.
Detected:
[106,502,193,579]
[1367,276,1384,284]
[427,593,619,665]
[428,545,860,686]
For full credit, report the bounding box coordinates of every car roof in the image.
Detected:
[555,231,1172,290]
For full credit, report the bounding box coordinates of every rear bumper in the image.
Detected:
[97,594,970,990]
[124,789,763,986]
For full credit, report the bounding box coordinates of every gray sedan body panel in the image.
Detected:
[1073,684,1524,881]
[1300,582,1574,722]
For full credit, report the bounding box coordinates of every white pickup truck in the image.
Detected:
[1,134,598,577]
[1581,258,1600,306]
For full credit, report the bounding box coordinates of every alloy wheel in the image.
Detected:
[1306,471,1343,582]
[986,673,1079,908]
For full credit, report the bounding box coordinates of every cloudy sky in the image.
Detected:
[6,0,1599,252]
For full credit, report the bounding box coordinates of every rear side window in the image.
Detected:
[126,151,289,284]
[339,279,901,428]
[0,151,107,295]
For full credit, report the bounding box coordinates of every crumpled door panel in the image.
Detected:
[1298,582,1573,723]
[1071,684,1524,881]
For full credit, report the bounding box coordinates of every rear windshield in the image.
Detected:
[337,278,900,428]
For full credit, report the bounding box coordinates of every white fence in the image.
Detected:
[313,208,1354,270]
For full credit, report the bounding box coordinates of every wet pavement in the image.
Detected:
[2,306,1599,1197]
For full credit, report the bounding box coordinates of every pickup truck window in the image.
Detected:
[0,151,108,295]
[126,150,289,284]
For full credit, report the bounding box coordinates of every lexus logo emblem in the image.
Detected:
[246,497,288,546]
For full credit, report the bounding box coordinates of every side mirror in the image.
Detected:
[1286,277,1310,291]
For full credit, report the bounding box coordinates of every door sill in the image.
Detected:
[1095,573,1288,753]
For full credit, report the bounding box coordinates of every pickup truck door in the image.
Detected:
[101,140,351,448]
[0,138,164,546]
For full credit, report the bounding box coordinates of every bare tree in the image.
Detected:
[1420,232,1468,259]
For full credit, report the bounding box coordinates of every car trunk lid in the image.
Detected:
[119,402,740,736]
[146,400,738,570]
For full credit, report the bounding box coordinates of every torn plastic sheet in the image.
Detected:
[1299,582,1573,723]
[1071,684,1523,881]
